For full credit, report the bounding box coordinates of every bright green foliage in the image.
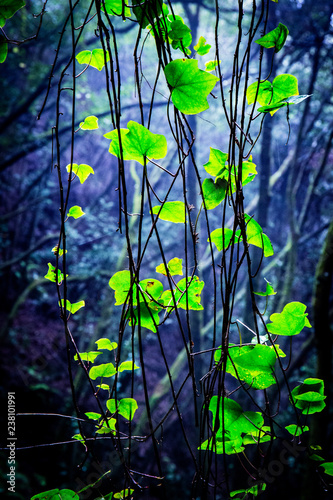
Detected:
[230,159,258,190]
[106,398,138,420]
[244,214,274,257]
[80,116,99,130]
[242,426,273,445]
[254,280,276,296]
[76,49,110,71]
[205,60,220,71]
[230,484,266,498]
[96,418,117,434]
[208,227,235,251]
[128,301,160,332]
[285,424,309,436]
[101,0,131,17]
[0,36,7,63]
[118,361,140,372]
[164,59,218,114]
[168,18,192,54]
[104,121,167,165]
[113,489,134,499]
[320,463,333,476]
[59,299,85,314]
[133,0,163,28]
[52,246,66,256]
[161,276,204,311]
[72,433,85,444]
[31,490,79,500]
[194,36,211,55]
[266,301,311,336]
[203,147,228,176]
[74,351,101,362]
[255,23,289,52]
[202,178,228,209]
[97,384,110,390]
[44,263,66,284]
[156,257,183,276]
[0,0,25,27]
[151,201,186,223]
[85,412,101,420]
[291,378,326,414]
[89,363,117,380]
[96,338,118,351]
[109,270,133,305]
[67,205,85,219]
[215,344,280,389]
[247,74,299,115]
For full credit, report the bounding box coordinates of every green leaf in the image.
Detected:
[205,60,220,72]
[254,280,276,296]
[76,49,110,71]
[139,278,164,302]
[106,398,138,420]
[31,490,60,500]
[151,201,185,223]
[199,433,244,455]
[161,275,204,311]
[168,19,192,52]
[96,384,110,390]
[230,484,266,498]
[72,433,85,444]
[0,0,25,27]
[202,177,228,210]
[80,116,99,130]
[203,147,228,177]
[242,426,273,445]
[291,378,326,414]
[164,58,218,115]
[59,299,85,314]
[67,205,85,219]
[89,363,117,380]
[118,361,140,372]
[0,36,8,63]
[215,344,278,389]
[101,0,131,17]
[285,424,309,436]
[133,0,163,28]
[156,257,183,276]
[31,490,79,500]
[255,23,289,53]
[194,36,211,55]
[85,412,101,420]
[267,302,312,336]
[208,227,239,251]
[74,351,101,363]
[109,270,134,305]
[96,418,116,434]
[128,301,160,332]
[113,489,134,499]
[104,121,167,166]
[44,263,66,284]
[247,74,299,115]
[244,214,274,257]
[96,338,118,351]
[320,463,333,476]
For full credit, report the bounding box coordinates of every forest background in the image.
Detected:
[0,0,333,499]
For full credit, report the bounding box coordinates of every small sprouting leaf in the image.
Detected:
[156,257,183,276]
[320,463,333,476]
[80,116,99,130]
[0,36,8,63]
[59,299,85,314]
[194,36,211,55]
[254,280,276,296]
[285,424,309,436]
[202,177,227,210]
[164,58,218,115]
[96,418,116,434]
[290,378,326,414]
[97,383,110,390]
[44,263,65,284]
[85,412,101,420]
[89,363,117,380]
[0,0,25,27]
[151,201,185,223]
[74,351,101,363]
[76,49,110,71]
[168,19,192,53]
[255,23,289,53]
[205,60,220,71]
[244,214,274,257]
[118,361,140,372]
[101,0,131,17]
[96,338,118,351]
[267,302,312,336]
[203,147,228,177]
[67,205,85,219]
[52,246,66,256]
[106,398,138,420]
[104,121,167,166]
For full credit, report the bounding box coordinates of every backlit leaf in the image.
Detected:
[113,489,134,499]
[290,378,326,414]
[74,351,101,363]
[89,363,117,380]
[245,214,274,257]
[85,412,101,420]
[254,280,276,296]
[285,424,309,436]
[242,426,273,445]
[80,116,99,130]
[0,0,25,27]
[106,398,138,420]
[67,205,85,219]
[267,302,311,336]
[44,263,66,284]
[76,49,110,71]
[96,338,118,351]
[96,418,116,434]
[101,0,131,17]
[205,60,220,71]
[156,257,183,276]
[320,463,333,476]
[208,227,239,251]
[151,201,185,223]
[255,23,289,53]
[168,19,192,53]
[118,361,140,372]
[161,275,204,311]
[59,299,85,314]
[247,74,299,115]
[164,58,218,114]
[203,147,228,177]
[194,36,211,55]
[202,177,227,209]
[109,270,134,305]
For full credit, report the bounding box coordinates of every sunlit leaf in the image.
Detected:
[244,214,274,257]
[76,49,110,71]
[0,0,25,27]
[59,299,85,314]
[74,351,101,363]
[208,227,240,251]
[31,489,79,500]
[230,484,266,498]
[85,412,101,420]
[267,302,311,336]
[255,23,289,53]
[109,270,134,305]
[320,463,333,476]
[106,398,138,420]
[247,74,299,115]
[128,301,160,332]
[44,263,66,284]
[199,433,244,455]
[96,338,118,351]
[164,58,218,114]
[151,201,185,223]
[118,361,140,372]
[290,378,326,414]
[242,426,274,445]
[205,60,220,72]
[254,280,276,296]
[101,0,131,17]
[80,116,99,130]
[161,275,204,311]
[203,147,228,177]
[285,424,309,436]
[194,36,211,55]
[89,363,117,380]
[96,418,116,434]
[168,19,192,53]
[156,257,183,276]
[67,205,85,219]
[202,177,227,209]
[104,121,167,166]
[96,384,110,390]
[113,489,134,499]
